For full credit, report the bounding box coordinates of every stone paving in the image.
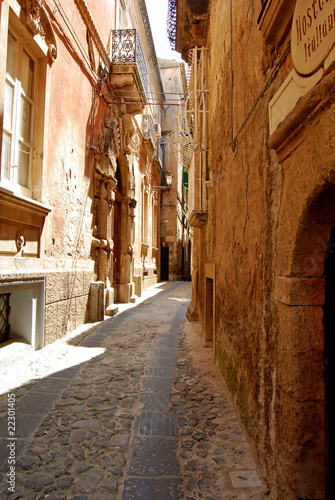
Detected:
[0,281,270,499]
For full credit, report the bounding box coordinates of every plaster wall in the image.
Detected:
[0,0,162,344]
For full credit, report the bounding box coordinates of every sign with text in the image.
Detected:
[292,0,335,75]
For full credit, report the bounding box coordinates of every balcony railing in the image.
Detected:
[153,143,163,168]
[143,115,155,149]
[111,29,148,93]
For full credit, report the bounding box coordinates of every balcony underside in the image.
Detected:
[188,209,208,228]
[110,63,147,116]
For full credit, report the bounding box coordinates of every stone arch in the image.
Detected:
[275,178,335,499]
[291,180,335,277]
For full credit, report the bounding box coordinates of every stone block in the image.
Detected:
[45,271,70,304]
[133,275,142,297]
[44,302,61,345]
[89,281,105,321]
[118,283,131,303]
[275,276,325,306]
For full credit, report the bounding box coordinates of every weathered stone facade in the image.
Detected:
[172,0,335,498]
[0,0,164,346]
[159,58,191,282]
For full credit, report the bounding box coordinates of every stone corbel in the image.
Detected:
[25,1,58,62]
[141,243,149,256]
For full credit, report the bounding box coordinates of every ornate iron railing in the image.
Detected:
[0,293,10,343]
[143,115,155,147]
[111,29,148,93]
[167,0,177,50]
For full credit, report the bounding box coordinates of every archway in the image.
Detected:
[275,180,335,499]
[324,224,335,498]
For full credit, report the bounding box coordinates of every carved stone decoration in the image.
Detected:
[94,133,105,164]
[129,198,137,210]
[25,0,44,35]
[123,114,136,154]
[16,231,26,252]
[153,191,159,206]
[25,0,58,61]
[94,108,122,177]
[143,172,151,194]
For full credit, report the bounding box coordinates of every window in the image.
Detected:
[1,29,36,197]
[116,0,127,29]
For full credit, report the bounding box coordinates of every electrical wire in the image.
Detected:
[231,40,291,148]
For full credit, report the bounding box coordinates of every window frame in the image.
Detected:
[1,26,37,198]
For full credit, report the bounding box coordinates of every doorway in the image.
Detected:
[113,166,122,287]
[324,224,335,499]
[161,245,169,281]
[205,277,214,342]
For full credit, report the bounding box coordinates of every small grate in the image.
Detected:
[0,293,11,343]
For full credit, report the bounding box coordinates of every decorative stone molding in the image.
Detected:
[94,109,121,178]
[0,188,51,258]
[141,242,149,256]
[16,231,26,252]
[269,68,335,159]
[269,67,324,134]
[258,0,295,46]
[143,172,151,194]
[74,0,110,68]
[24,0,58,61]
[123,114,135,154]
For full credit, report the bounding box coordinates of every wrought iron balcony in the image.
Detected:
[143,115,155,153]
[110,29,148,114]
[153,143,163,169]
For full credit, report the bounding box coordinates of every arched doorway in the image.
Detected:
[324,225,335,498]
[113,164,122,288]
[274,180,335,499]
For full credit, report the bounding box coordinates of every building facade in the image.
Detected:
[0,0,164,347]
[159,58,191,282]
[170,0,335,498]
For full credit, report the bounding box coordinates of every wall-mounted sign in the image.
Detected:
[291,0,335,75]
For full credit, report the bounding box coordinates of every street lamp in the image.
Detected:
[152,171,173,191]
[165,171,172,187]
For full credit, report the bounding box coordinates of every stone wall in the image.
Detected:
[180,0,335,497]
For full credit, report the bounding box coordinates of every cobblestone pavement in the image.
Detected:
[0,282,270,499]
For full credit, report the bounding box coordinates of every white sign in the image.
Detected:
[292,0,335,75]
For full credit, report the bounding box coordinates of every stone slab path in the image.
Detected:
[0,282,270,499]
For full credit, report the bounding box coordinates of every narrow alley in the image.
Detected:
[0,282,268,499]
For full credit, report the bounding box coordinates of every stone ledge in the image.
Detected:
[269,68,335,160]
[275,276,325,306]
[258,0,294,46]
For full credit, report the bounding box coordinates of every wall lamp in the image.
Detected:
[152,171,173,191]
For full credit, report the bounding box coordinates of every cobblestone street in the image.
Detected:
[0,282,269,499]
